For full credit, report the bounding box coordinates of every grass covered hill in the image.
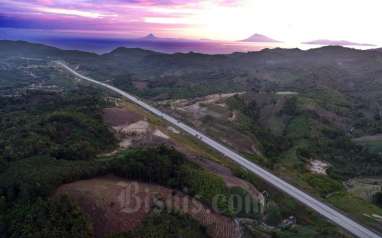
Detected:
[2,40,382,101]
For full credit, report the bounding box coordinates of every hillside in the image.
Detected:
[0,89,346,238]
[2,41,382,101]
[2,41,382,175]
[1,40,382,237]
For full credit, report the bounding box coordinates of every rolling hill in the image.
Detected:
[2,40,382,237]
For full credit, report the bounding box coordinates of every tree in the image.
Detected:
[6,196,93,238]
[0,158,8,173]
[265,205,282,226]
[373,192,382,208]
[280,97,298,116]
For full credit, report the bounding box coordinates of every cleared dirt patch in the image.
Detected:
[167,126,180,134]
[157,92,260,155]
[153,129,170,139]
[113,120,150,136]
[119,139,132,148]
[308,160,330,175]
[55,176,240,238]
[160,92,244,120]
[275,91,298,95]
[103,107,143,127]
[102,106,174,150]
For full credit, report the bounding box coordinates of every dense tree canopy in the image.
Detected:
[4,196,92,238]
[0,89,116,162]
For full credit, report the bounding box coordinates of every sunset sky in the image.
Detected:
[0,0,381,45]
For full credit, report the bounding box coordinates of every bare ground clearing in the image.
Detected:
[55,176,241,238]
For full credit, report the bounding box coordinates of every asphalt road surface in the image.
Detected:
[57,61,381,238]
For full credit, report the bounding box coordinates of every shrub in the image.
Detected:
[110,212,208,238]
[304,174,344,197]
[373,192,382,208]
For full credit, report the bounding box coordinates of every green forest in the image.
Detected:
[226,93,382,178]
[0,90,258,237]
[1,41,382,237]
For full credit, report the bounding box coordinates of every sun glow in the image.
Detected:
[1,0,382,45]
[180,0,382,44]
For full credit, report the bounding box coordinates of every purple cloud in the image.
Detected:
[0,0,244,40]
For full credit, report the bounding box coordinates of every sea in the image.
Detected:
[2,36,376,55]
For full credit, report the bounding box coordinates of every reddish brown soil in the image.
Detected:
[102,107,143,127]
[55,176,240,238]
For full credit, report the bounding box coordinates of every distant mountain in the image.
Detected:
[240,33,281,43]
[140,33,160,41]
[138,33,192,42]
[304,39,376,47]
[0,40,96,58]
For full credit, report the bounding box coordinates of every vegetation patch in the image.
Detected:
[3,196,92,238]
[327,192,382,229]
[303,174,344,197]
[110,212,209,238]
[0,89,116,162]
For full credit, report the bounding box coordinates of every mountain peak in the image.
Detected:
[240,33,281,43]
[304,39,376,47]
[141,33,158,40]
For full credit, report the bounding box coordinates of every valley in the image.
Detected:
[1,40,382,238]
